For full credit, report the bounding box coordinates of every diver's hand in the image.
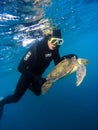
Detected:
[61,54,78,60]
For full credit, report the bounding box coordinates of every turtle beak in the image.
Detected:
[78,58,89,65]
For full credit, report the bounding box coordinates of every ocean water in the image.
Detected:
[0,0,98,130]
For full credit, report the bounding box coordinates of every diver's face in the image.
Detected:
[48,37,64,50]
[48,40,57,50]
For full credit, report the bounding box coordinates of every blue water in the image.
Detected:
[0,0,98,130]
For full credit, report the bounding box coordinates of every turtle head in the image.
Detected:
[77,58,89,65]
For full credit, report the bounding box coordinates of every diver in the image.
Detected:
[0,29,77,119]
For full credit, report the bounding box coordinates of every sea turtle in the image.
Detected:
[42,56,89,94]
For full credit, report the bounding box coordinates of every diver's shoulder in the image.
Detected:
[29,36,47,51]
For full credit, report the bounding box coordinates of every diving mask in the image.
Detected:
[49,37,64,46]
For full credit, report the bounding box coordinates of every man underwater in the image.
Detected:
[0,29,77,119]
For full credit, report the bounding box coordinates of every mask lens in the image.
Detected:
[51,39,57,44]
[58,40,63,44]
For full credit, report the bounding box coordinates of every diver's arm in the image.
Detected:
[53,52,78,65]
[18,46,42,82]
[60,54,78,61]
[53,49,61,65]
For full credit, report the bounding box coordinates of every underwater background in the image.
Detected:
[0,0,97,130]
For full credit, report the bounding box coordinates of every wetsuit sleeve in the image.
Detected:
[18,46,41,81]
[53,49,61,65]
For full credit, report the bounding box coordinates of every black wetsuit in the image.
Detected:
[1,37,61,105]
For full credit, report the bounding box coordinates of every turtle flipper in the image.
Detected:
[42,81,53,94]
[76,64,86,86]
